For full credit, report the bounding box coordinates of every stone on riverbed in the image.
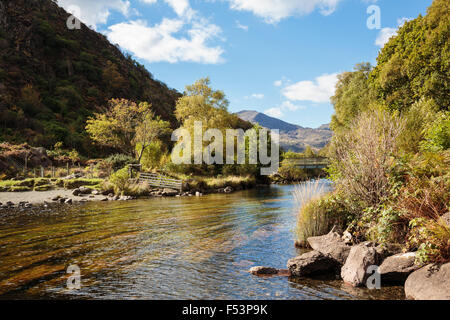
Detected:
[379,252,420,283]
[78,187,92,195]
[340,242,381,287]
[307,230,352,265]
[405,263,450,300]
[287,250,337,277]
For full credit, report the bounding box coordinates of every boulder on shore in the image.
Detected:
[287,250,337,277]
[340,242,380,287]
[405,263,450,300]
[379,252,420,283]
[307,230,352,265]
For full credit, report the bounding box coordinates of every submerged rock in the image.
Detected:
[287,251,337,277]
[405,263,450,300]
[307,230,351,265]
[340,242,380,287]
[379,252,420,283]
[249,266,278,275]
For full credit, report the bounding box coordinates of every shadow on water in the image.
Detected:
[0,183,404,300]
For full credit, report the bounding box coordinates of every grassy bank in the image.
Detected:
[0,178,103,192]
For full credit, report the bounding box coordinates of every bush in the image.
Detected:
[105,154,138,172]
[420,111,450,152]
[330,107,405,207]
[109,166,131,195]
[408,218,450,265]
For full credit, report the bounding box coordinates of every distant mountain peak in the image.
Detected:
[236,110,332,153]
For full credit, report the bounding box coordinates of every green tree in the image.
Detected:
[330,63,375,132]
[369,0,449,112]
[86,99,170,162]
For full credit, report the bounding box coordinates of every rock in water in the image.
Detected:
[224,186,234,194]
[379,252,420,283]
[249,266,278,275]
[340,242,380,287]
[287,251,337,277]
[307,230,352,265]
[405,263,450,300]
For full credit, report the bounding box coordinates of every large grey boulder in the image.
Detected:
[379,252,420,283]
[287,250,337,277]
[405,263,450,300]
[341,242,380,287]
[307,230,352,265]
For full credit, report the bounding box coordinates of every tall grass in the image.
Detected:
[293,180,331,245]
[293,180,327,207]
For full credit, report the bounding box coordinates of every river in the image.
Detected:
[0,183,404,299]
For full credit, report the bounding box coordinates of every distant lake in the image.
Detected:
[0,183,404,300]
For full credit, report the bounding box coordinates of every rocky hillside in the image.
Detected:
[0,0,181,156]
[237,110,332,152]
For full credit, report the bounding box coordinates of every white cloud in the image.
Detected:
[274,80,283,87]
[105,0,224,64]
[263,101,305,119]
[106,18,224,64]
[264,108,284,118]
[252,94,264,99]
[280,101,306,111]
[58,0,131,27]
[227,0,343,23]
[282,73,339,103]
[375,27,397,47]
[375,17,412,47]
[164,0,191,17]
[236,20,249,31]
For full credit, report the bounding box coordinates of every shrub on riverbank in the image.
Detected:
[295,182,355,245]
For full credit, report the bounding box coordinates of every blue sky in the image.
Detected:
[59,0,432,128]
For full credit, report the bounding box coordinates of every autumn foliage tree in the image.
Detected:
[86,99,171,163]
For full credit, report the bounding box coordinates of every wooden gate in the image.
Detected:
[138,172,183,192]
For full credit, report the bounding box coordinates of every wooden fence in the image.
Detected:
[138,172,183,192]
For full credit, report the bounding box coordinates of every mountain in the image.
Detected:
[236,110,332,153]
[0,0,181,156]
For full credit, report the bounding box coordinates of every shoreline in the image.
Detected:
[0,183,270,210]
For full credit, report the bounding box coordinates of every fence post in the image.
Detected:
[40,166,44,178]
[66,163,69,176]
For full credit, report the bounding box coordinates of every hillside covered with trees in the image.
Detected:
[0,0,181,157]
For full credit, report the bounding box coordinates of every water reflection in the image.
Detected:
[0,183,404,300]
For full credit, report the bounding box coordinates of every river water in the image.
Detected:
[0,183,404,300]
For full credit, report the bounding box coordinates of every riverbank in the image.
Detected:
[0,176,267,210]
[250,226,450,300]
